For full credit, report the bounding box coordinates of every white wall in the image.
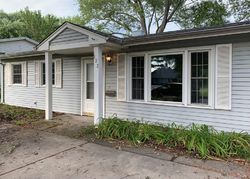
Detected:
[4,57,82,115]
[105,42,250,133]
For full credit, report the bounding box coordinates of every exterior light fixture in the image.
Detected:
[106,54,112,64]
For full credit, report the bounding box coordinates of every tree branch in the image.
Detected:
[148,8,155,34]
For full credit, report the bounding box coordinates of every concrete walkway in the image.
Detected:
[1,124,248,179]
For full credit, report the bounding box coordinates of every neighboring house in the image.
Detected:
[0,21,250,133]
[0,37,38,99]
[0,37,38,54]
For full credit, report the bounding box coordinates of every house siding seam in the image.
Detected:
[105,42,250,133]
[4,57,82,115]
[50,28,89,46]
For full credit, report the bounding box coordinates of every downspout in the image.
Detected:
[0,60,5,104]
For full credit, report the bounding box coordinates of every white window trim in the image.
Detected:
[10,62,27,86]
[126,45,216,110]
[147,51,185,105]
[187,47,215,108]
[127,53,147,102]
[39,59,61,88]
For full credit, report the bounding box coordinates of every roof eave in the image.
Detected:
[123,23,250,46]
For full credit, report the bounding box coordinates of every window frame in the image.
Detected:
[41,60,56,87]
[130,55,146,101]
[148,52,185,105]
[187,48,215,108]
[127,46,215,109]
[12,64,23,85]
[127,53,147,101]
[10,62,26,86]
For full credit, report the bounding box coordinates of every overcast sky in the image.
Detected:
[0,0,80,17]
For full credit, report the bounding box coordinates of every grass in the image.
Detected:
[0,104,45,125]
[97,117,250,160]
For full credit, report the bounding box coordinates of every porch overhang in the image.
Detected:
[37,22,118,124]
[36,22,121,53]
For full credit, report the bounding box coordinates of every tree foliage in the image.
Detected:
[0,11,23,39]
[177,0,229,29]
[78,0,186,35]
[0,1,249,41]
[77,0,249,35]
[229,0,250,21]
[17,8,61,42]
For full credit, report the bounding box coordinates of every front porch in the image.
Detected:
[36,22,121,124]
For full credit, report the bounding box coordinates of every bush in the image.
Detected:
[97,117,250,160]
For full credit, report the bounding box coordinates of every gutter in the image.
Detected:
[122,22,250,46]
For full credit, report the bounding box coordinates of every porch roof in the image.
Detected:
[36,22,121,52]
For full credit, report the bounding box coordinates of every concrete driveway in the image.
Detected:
[0,124,248,179]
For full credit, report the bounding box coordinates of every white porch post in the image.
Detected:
[94,46,103,125]
[45,51,53,120]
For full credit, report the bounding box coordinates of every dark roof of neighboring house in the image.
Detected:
[0,37,39,45]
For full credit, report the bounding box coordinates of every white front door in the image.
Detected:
[83,59,94,115]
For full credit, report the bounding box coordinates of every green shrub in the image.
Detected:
[97,117,250,160]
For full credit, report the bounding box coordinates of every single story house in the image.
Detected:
[0,21,250,133]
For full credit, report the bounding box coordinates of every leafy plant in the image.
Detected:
[97,117,250,160]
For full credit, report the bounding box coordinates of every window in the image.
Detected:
[151,54,183,102]
[125,47,220,108]
[41,62,55,85]
[86,63,94,99]
[12,64,22,84]
[191,51,209,105]
[131,56,144,100]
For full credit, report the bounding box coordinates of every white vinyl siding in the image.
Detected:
[50,28,89,46]
[5,57,81,114]
[105,42,250,133]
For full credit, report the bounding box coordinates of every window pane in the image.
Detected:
[42,62,55,85]
[87,63,94,81]
[151,54,183,102]
[13,64,22,84]
[191,52,209,105]
[87,82,94,99]
[132,56,144,100]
